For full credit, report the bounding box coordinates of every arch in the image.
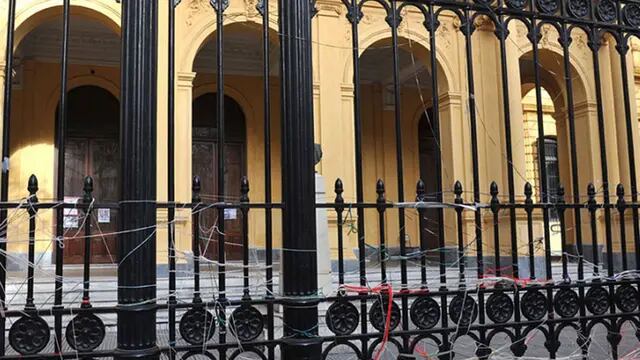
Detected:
[342,27,454,94]
[13,1,120,51]
[179,16,280,73]
[45,74,120,128]
[192,82,256,145]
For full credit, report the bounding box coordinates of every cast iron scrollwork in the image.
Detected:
[9,315,51,355]
[536,0,559,13]
[369,298,401,332]
[410,296,441,330]
[597,0,617,22]
[506,0,527,9]
[585,286,609,315]
[486,291,514,324]
[326,300,360,335]
[449,295,478,327]
[553,288,579,318]
[179,307,217,345]
[65,313,106,352]
[624,4,640,27]
[615,284,639,312]
[230,305,264,342]
[567,0,589,18]
[520,289,547,321]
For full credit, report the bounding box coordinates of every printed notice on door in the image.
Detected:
[63,196,80,229]
[98,208,110,223]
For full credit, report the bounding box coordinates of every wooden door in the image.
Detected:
[418,110,440,250]
[192,141,245,261]
[63,138,119,264]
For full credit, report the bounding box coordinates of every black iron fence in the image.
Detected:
[1,0,640,359]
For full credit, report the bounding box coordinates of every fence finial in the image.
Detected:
[27,174,38,196]
[587,183,596,207]
[524,182,533,203]
[83,176,94,205]
[240,176,250,203]
[376,179,385,205]
[490,181,499,212]
[454,180,463,204]
[416,179,425,201]
[192,175,201,203]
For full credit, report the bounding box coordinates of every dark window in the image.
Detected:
[540,136,560,220]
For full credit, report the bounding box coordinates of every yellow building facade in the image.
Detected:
[1,0,640,271]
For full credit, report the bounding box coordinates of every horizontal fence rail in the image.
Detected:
[1,0,640,359]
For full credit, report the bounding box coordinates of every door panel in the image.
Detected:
[192,141,244,260]
[63,138,119,264]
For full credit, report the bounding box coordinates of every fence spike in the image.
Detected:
[416,179,425,201]
[376,179,385,204]
[83,176,94,205]
[27,174,38,195]
[240,176,250,203]
[334,178,344,202]
[192,175,201,203]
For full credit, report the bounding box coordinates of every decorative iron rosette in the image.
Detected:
[615,284,639,312]
[410,296,440,330]
[179,307,216,345]
[65,313,106,352]
[486,291,514,324]
[597,0,617,22]
[506,0,527,9]
[554,288,579,318]
[568,0,590,18]
[326,300,360,336]
[585,286,609,315]
[624,4,640,27]
[449,295,478,327]
[520,289,547,321]
[369,298,401,332]
[9,315,50,355]
[230,305,264,342]
[537,0,559,13]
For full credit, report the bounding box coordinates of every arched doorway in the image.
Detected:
[192,93,246,260]
[58,85,120,264]
[418,109,441,250]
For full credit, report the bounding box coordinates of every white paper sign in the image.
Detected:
[224,208,237,220]
[63,197,80,229]
[98,208,111,223]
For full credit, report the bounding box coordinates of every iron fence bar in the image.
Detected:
[53,0,71,352]
[279,0,321,357]
[615,34,640,272]
[389,2,410,352]
[213,2,228,356]
[345,0,370,357]
[81,177,93,306]
[117,0,159,358]
[426,2,447,291]
[525,183,536,280]
[260,1,276,358]
[0,0,16,354]
[167,0,177,358]
[336,179,346,285]
[376,180,388,283]
[25,176,37,310]
[617,185,628,270]
[461,8,489,356]
[455,181,466,287]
